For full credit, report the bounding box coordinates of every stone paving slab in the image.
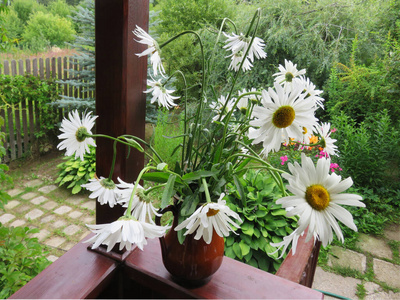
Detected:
[4,200,20,209]
[38,185,58,194]
[25,179,43,188]
[32,229,50,242]
[373,258,400,289]
[45,236,66,248]
[328,246,366,273]
[356,233,393,260]
[25,209,44,220]
[9,219,26,227]
[384,223,400,242]
[31,196,48,205]
[42,200,58,211]
[54,205,73,215]
[63,224,81,236]
[0,213,15,224]
[80,201,95,210]
[7,188,23,197]
[312,267,361,300]
[21,192,38,200]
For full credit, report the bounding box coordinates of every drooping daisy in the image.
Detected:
[82,176,121,208]
[174,193,242,244]
[144,78,179,109]
[223,32,267,62]
[237,88,258,113]
[227,51,253,72]
[57,110,97,161]
[85,216,169,252]
[273,59,306,89]
[133,25,165,77]
[116,178,160,224]
[314,122,338,157]
[276,153,365,252]
[298,76,325,109]
[209,95,236,122]
[248,82,318,156]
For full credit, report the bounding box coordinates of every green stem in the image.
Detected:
[143,183,167,196]
[202,177,211,203]
[108,140,117,180]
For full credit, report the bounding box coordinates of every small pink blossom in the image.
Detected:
[330,163,342,173]
[280,155,288,165]
[331,128,337,133]
[317,151,329,159]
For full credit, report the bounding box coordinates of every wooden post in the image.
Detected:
[95,0,149,224]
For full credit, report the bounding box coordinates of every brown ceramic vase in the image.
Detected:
[156,205,225,286]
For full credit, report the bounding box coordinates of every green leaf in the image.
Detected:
[224,245,235,259]
[232,243,243,259]
[157,163,168,171]
[122,137,144,152]
[72,184,82,194]
[180,192,199,216]
[239,240,250,256]
[271,209,287,216]
[182,170,216,182]
[161,175,176,209]
[233,175,246,207]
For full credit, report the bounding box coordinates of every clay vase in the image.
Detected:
[156,205,225,287]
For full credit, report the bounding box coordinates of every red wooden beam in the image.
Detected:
[95,0,149,224]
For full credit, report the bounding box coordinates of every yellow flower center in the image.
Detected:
[207,208,219,217]
[272,106,295,128]
[305,184,330,211]
[302,127,308,134]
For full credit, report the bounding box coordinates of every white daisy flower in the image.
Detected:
[228,51,253,72]
[209,95,236,122]
[276,153,365,251]
[133,25,165,76]
[82,176,121,208]
[57,110,97,161]
[314,122,338,157]
[116,178,161,224]
[298,76,325,109]
[273,59,306,89]
[237,88,258,113]
[85,217,169,252]
[144,78,179,109]
[174,193,242,244]
[223,32,267,62]
[248,82,318,156]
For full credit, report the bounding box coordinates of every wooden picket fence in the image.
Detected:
[0,57,93,162]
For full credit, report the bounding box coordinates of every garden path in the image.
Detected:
[1,152,399,299]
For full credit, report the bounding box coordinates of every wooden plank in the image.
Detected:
[21,100,29,156]
[73,58,78,98]
[51,57,56,79]
[18,59,24,75]
[11,60,17,76]
[25,59,31,75]
[7,106,16,160]
[39,58,44,79]
[124,238,323,299]
[9,234,119,299]
[28,100,34,144]
[32,58,38,77]
[45,58,50,79]
[3,60,9,75]
[63,57,68,97]
[69,58,73,98]
[0,108,9,162]
[14,105,23,158]
[57,57,64,121]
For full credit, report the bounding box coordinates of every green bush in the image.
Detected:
[0,74,60,141]
[55,145,96,194]
[0,115,11,209]
[152,109,183,170]
[22,11,76,50]
[224,170,298,273]
[0,225,51,299]
[48,0,73,18]
[0,9,24,42]
[11,0,45,24]
[331,111,400,192]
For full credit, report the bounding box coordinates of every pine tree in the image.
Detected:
[54,0,94,109]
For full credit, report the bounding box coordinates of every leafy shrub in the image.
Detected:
[224,170,298,273]
[11,0,46,24]
[55,145,96,194]
[0,9,24,42]
[22,11,76,50]
[331,110,400,191]
[0,116,11,209]
[151,109,183,170]
[0,74,60,141]
[48,0,73,18]
[0,225,50,299]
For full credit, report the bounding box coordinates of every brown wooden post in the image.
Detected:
[95,0,149,224]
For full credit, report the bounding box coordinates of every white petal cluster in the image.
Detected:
[174,194,242,244]
[272,153,365,256]
[209,95,236,122]
[224,32,266,72]
[81,176,121,208]
[116,178,160,224]
[314,122,338,157]
[298,76,325,109]
[144,78,179,109]
[237,88,258,112]
[57,110,97,161]
[248,82,318,156]
[273,59,306,89]
[85,217,169,252]
[133,25,165,76]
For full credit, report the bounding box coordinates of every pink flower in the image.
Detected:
[280,155,288,165]
[331,128,337,133]
[317,151,329,159]
[330,163,342,173]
